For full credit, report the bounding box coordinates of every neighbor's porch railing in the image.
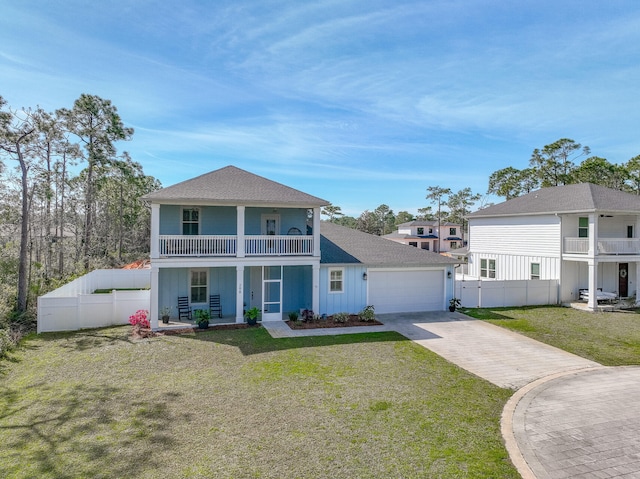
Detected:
[159,235,313,257]
[564,237,640,255]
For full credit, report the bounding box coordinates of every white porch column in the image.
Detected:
[150,266,159,330]
[313,207,321,257]
[236,265,245,323]
[312,262,320,314]
[237,206,245,258]
[150,203,160,259]
[588,213,598,257]
[587,259,598,310]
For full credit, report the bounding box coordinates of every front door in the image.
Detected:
[619,263,628,297]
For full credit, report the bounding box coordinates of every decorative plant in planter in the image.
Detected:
[194,309,211,329]
[160,306,172,324]
[449,298,461,312]
[245,307,261,325]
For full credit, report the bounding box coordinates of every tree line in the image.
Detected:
[0,94,160,335]
[323,138,640,240]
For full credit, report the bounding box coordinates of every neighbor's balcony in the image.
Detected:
[564,237,640,255]
[158,235,313,257]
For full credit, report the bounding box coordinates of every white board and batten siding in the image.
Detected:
[468,215,561,280]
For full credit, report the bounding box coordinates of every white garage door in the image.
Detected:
[368,269,444,313]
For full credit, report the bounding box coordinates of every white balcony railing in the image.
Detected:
[245,235,313,256]
[564,237,640,255]
[158,235,313,257]
[159,235,237,256]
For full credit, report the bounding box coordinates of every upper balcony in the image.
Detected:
[158,234,313,257]
[564,237,640,255]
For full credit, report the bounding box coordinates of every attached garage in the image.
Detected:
[368,268,445,313]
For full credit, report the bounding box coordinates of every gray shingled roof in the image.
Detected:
[468,183,640,218]
[320,222,459,266]
[142,165,329,207]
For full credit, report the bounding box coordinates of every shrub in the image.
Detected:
[301,309,314,322]
[359,305,375,322]
[0,328,13,358]
[288,311,299,321]
[129,309,150,337]
[332,312,350,323]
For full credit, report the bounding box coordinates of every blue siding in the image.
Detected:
[160,265,311,319]
[283,265,312,314]
[245,207,308,235]
[159,205,237,235]
[159,267,236,317]
[159,205,180,234]
[319,265,368,315]
[202,207,236,235]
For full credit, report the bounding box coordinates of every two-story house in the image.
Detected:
[466,183,640,310]
[142,166,458,329]
[384,221,463,253]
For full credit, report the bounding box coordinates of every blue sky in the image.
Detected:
[2,1,640,216]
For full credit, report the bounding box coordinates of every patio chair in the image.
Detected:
[177,296,192,321]
[209,294,222,318]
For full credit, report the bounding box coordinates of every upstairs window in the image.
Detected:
[449,227,456,236]
[417,227,424,235]
[329,268,344,293]
[578,217,588,238]
[531,263,540,280]
[480,258,496,278]
[183,208,199,235]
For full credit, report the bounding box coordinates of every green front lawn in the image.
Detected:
[0,327,519,479]
[463,306,640,366]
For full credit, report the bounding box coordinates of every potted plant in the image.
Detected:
[160,306,172,324]
[449,298,461,312]
[245,307,261,325]
[194,309,210,329]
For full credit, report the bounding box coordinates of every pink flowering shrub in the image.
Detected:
[129,309,150,334]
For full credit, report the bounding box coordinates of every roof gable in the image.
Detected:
[469,183,640,218]
[320,222,458,266]
[142,165,329,207]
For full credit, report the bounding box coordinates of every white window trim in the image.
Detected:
[189,268,209,305]
[531,263,540,280]
[480,258,496,279]
[182,207,200,236]
[328,268,344,294]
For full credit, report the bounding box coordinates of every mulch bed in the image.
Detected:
[286,316,383,330]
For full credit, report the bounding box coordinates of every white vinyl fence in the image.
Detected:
[37,269,151,333]
[456,278,558,308]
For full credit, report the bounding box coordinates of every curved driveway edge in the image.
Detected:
[504,366,640,479]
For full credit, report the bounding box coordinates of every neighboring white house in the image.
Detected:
[384,221,463,253]
[466,183,640,310]
[141,166,458,330]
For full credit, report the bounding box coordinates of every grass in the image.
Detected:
[462,305,640,366]
[0,326,519,479]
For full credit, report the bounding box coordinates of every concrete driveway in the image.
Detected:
[263,311,640,479]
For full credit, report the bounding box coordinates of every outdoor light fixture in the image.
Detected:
[447,271,452,278]
[362,273,368,280]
